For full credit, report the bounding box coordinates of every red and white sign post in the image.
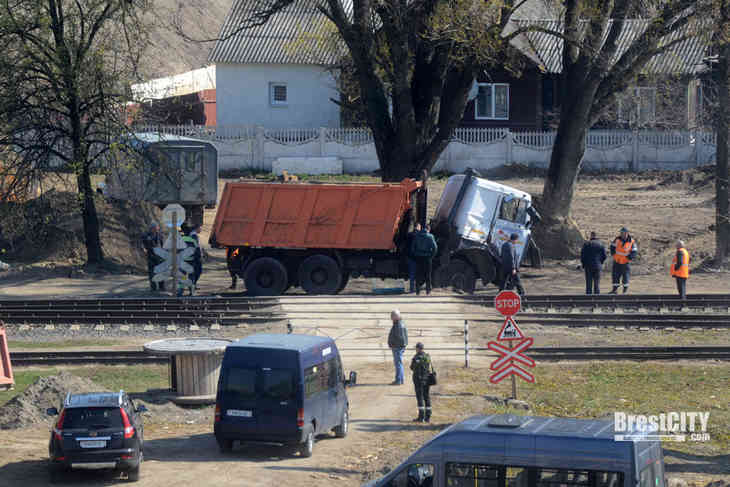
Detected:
[489,291,534,399]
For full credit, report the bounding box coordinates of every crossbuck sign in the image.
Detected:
[488,291,535,391]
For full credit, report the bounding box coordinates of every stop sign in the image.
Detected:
[494,290,521,316]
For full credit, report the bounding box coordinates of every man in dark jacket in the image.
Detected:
[580,231,607,294]
[141,222,165,292]
[609,227,638,294]
[387,309,408,385]
[405,223,420,293]
[410,342,434,423]
[500,233,525,295]
[410,224,438,295]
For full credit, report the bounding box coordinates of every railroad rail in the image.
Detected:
[10,346,730,366]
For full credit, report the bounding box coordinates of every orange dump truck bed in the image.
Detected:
[212,179,421,250]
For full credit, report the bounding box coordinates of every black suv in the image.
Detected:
[47,391,147,482]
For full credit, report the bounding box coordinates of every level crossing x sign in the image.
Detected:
[489,291,535,385]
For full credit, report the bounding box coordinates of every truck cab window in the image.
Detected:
[499,196,520,222]
[384,464,434,487]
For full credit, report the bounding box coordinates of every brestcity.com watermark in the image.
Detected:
[613,412,711,442]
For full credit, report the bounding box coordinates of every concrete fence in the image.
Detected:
[134,125,718,174]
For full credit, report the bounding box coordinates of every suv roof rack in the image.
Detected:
[63,392,71,407]
[118,390,124,406]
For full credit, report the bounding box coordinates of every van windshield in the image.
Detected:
[222,367,295,401]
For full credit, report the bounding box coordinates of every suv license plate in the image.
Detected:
[227,409,252,417]
[79,440,106,448]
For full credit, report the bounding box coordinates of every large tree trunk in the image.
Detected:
[534,98,593,258]
[716,42,730,263]
[77,164,103,264]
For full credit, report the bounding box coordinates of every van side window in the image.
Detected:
[446,463,506,486]
[536,468,590,486]
[304,366,322,398]
[385,464,434,487]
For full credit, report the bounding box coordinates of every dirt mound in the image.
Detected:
[0,190,161,272]
[655,165,715,191]
[0,371,104,429]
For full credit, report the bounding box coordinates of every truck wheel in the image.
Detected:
[245,257,289,296]
[336,273,350,293]
[442,259,477,294]
[298,255,342,294]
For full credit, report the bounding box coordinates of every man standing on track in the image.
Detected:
[387,310,408,385]
[671,240,690,299]
[580,231,607,294]
[609,227,637,294]
[410,224,438,295]
[500,233,525,295]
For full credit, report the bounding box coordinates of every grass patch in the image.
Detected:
[438,362,730,455]
[0,365,168,407]
[8,339,122,349]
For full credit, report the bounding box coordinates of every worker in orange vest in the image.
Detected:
[609,227,637,294]
[671,240,690,299]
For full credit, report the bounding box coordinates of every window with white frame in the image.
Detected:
[617,86,656,126]
[269,83,288,106]
[475,83,509,120]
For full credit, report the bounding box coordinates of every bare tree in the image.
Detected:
[710,0,730,262]
[212,0,547,181]
[535,0,705,253]
[0,0,150,264]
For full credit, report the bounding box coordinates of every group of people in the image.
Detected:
[142,221,203,296]
[388,310,436,423]
[580,227,689,298]
[406,223,438,295]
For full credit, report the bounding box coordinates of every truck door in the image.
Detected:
[491,195,530,264]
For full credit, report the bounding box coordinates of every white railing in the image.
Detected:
[131,125,717,173]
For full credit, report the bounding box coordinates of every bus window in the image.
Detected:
[536,468,590,487]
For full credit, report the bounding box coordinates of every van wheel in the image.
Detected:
[300,430,314,458]
[126,462,140,482]
[334,410,348,438]
[441,259,476,294]
[245,257,288,296]
[298,255,342,295]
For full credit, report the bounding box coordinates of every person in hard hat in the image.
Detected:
[671,240,690,299]
[609,227,637,294]
[227,247,241,289]
[141,222,164,292]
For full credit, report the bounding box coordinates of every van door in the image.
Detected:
[218,366,259,436]
[257,367,298,438]
[331,355,347,428]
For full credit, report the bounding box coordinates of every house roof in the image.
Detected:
[511,19,710,75]
[209,0,348,65]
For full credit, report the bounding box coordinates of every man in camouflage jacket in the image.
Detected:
[410,342,434,422]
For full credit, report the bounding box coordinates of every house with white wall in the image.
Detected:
[131,0,342,128]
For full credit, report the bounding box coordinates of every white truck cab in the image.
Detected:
[430,169,541,292]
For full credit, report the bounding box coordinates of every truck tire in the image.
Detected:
[441,259,477,294]
[245,257,289,296]
[298,255,342,294]
[336,273,350,293]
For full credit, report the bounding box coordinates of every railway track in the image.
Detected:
[10,346,730,366]
[1,294,730,329]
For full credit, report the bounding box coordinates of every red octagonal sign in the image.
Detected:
[494,290,521,316]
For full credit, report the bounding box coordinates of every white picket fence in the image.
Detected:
[133,124,717,173]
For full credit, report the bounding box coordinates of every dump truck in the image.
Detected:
[105,133,218,226]
[210,169,541,295]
